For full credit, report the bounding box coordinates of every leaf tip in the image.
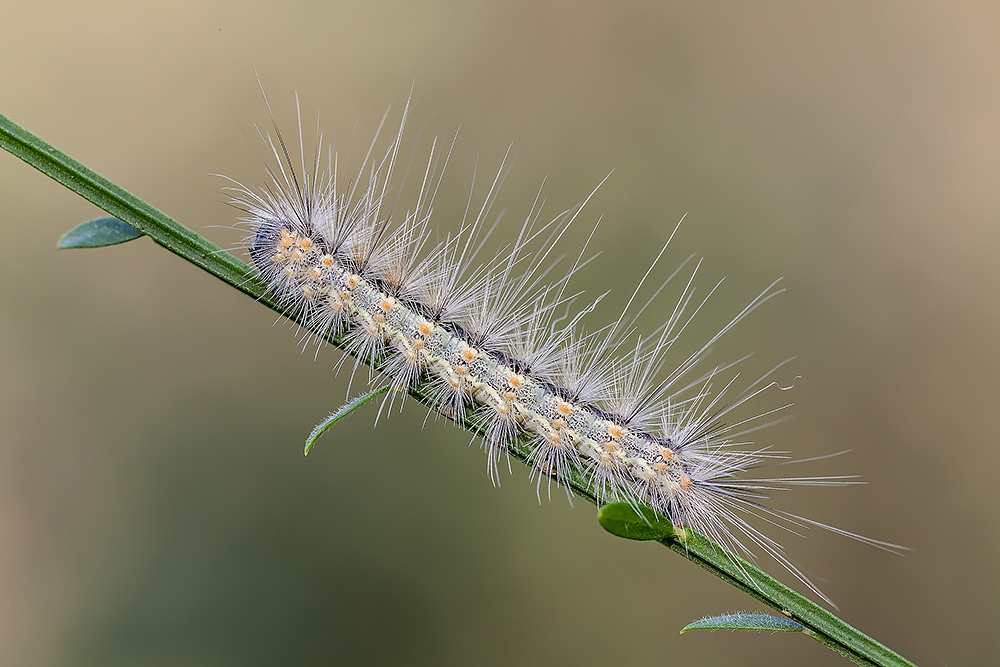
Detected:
[302,386,391,457]
[597,502,674,541]
[57,216,143,249]
[681,612,806,634]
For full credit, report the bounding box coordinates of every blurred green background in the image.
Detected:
[2,1,996,665]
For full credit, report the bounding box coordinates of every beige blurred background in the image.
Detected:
[2,1,996,665]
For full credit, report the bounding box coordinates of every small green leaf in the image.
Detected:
[304,386,392,455]
[57,216,143,249]
[597,502,675,541]
[681,612,806,633]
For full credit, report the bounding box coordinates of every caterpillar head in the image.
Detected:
[249,217,287,272]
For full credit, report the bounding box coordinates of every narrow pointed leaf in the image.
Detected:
[598,502,675,541]
[57,216,143,249]
[304,386,391,455]
[682,612,806,633]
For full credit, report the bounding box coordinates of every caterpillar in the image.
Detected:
[226,91,898,604]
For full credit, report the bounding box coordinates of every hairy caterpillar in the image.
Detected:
[226,91,899,605]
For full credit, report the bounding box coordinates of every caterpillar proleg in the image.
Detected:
[226,90,902,606]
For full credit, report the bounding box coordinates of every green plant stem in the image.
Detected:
[0,112,916,667]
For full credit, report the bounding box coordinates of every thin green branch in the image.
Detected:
[0,112,916,667]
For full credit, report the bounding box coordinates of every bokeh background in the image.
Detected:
[2,2,996,665]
